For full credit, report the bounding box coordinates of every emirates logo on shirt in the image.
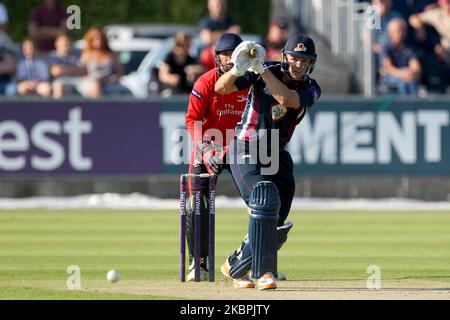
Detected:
[217,104,244,117]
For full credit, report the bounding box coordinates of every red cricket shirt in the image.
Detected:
[186,67,249,147]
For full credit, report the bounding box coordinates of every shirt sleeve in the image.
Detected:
[163,53,172,66]
[0,3,8,24]
[37,60,50,81]
[225,15,237,28]
[16,61,26,81]
[235,71,258,91]
[297,80,321,111]
[420,8,439,26]
[406,48,418,62]
[379,46,389,64]
[185,77,211,142]
[58,6,68,25]
[198,16,211,30]
[47,54,56,67]
[187,55,196,65]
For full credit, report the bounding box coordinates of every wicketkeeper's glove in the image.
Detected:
[195,141,228,175]
[206,144,228,175]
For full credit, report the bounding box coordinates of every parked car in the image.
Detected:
[104,24,199,41]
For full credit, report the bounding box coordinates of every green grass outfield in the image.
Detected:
[0,209,449,300]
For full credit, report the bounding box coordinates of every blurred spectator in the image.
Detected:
[409,0,450,90]
[379,19,422,96]
[195,0,241,69]
[0,1,8,32]
[16,39,51,97]
[0,2,16,54]
[371,0,404,55]
[198,0,241,50]
[28,0,67,53]
[199,45,216,71]
[410,0,450,51]
[0,31,15,54]
[48,33,84,99]
[391,0,438,20]
[158,32,205,97]
[77,26,127,99]
[264,17,289,61]
[0,36,15,95]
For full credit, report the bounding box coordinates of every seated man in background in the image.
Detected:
[48,33,84,99]
[370,0,404,55]
[16,39,51,97]
[158,32,205,97]
[199,0,241,49]
[197,0,242,70]
[363,0,404,85]
[379,19,422,96]
[195,0,241,62]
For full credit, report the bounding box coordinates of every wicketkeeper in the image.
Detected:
[215,34,322,289]
[184,33,250,281]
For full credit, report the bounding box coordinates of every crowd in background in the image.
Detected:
[362,0,450,95]
[0,0,129,99]
[0,0,449,99]
[157,0,288,97]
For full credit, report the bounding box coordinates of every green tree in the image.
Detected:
[2,0,270,42]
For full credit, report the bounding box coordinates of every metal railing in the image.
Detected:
[281,0,375,96]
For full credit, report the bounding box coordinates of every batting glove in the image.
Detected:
[230,41,255,76]
[251,43,267,62]
[230,54,252,77]
[248,44,267,75]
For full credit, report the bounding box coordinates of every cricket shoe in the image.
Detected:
[187,259,209,281]
[257,272,277,290]
[221,258,255,289]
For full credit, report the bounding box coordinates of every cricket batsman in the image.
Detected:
[215,34,321,289]
[184,33,251,282]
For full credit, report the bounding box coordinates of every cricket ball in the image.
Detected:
[106,269,121,283]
